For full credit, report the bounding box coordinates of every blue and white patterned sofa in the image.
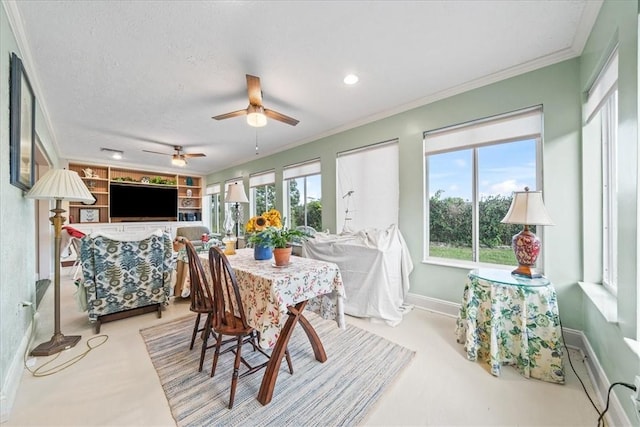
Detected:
[79,229,173,332]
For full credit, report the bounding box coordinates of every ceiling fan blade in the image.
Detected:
[264,108,299,126]
[212,109,247,120]
[142,149,172,156]
[183,153,206,158]
[246,74,263,106]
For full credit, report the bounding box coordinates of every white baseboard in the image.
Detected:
[405,292,633,427]
[0,319,34,423]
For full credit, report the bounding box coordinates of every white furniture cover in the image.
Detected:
[302,224,413,326]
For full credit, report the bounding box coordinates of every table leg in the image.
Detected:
[257,300,327,405]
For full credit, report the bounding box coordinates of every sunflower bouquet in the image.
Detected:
[245,209,283,233]
[245,209,311,249]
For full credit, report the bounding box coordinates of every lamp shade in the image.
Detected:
[501,188,554,226]
[226,182,249,203]
[25,169,95,203]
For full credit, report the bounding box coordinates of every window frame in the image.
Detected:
[282,160,321,230]
[423,107,544,269]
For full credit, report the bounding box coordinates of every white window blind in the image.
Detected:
[337,140,399,232]
[249,170,275,187]
[585,48,619,124]
[424,106,542,154]
[283,159,321,180]
[206,183,221,195]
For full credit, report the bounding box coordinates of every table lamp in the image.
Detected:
[225,182,249,248]
[501,187,554,278]
[26,169,95,355]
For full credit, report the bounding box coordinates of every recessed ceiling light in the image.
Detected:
[100,147,123,160]
[343,74,359,85]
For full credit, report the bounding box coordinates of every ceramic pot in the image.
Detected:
[254,245,273,260]
[273,247,292,266]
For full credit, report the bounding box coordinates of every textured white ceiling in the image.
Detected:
[9,0,601,175]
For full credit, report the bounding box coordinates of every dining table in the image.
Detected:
[194,247,346,405]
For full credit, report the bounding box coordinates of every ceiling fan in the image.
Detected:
[212,74,299,127]
[142,145,205,166]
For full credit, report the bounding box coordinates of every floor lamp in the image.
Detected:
[225,182,249,248]
[26,169,95,356]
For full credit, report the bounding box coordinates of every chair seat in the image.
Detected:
[217,311,253,336]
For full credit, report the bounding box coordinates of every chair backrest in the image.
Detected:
[176,236,214,314]
[79,229,172,320]
[208,246,250,331]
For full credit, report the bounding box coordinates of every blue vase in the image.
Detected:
[254,245,273,260]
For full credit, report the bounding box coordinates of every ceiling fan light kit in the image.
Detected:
[171,157,187,167]
[246,104,267,127]
[213,74,299,127]
[143,145,205,167]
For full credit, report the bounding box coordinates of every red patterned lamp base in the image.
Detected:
[511,226,542,278]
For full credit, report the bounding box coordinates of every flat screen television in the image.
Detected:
[110,183,178,221]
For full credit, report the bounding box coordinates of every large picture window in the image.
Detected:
[583,48,618,295]
[336,140,399,233]
[249,170,276,217]
[283,160,322,231]
[424,107,543,266]
[207,183,222,235]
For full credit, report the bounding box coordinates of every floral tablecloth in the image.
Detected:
[455,268,565,384]
[192,248,345,348]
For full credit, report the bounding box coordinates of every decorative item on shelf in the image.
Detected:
[186,176,193,186]
[79,208,100,223]
[85,179,96,190]
[82,168,98,178]
[186,189,192,197]
[25,169,94,355]
[246,209,312,264]
[141,176,150,184]
[501,187,554,278]
[225,182,249,248]
[181,198,193,207]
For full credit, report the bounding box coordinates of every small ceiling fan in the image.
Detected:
[143,145,205,166]
[212,74,299,127]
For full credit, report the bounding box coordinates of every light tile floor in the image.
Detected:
[6,269,601,426]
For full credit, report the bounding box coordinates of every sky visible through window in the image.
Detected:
[429,139,536,201]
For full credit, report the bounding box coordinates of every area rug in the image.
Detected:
[140,312,415,426]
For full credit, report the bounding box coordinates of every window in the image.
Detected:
[336,140,399,233]
[249,171,276,217]
[283,160,322,231]
[584,48,618,294]
[207,183,222,235]
[424,107,542,266]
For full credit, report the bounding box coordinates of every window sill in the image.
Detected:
[624,338,640,359]
[578,281,618,323]
[422,257,517,272]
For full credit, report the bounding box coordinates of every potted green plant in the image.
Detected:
[245,209,312,265]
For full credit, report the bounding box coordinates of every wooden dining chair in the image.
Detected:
[207,246,293,409]
[177,237,216,372]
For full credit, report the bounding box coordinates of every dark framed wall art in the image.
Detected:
[10,52,36,191]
